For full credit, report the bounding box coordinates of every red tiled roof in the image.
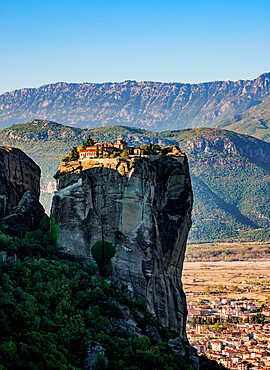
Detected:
[80,149,97,152]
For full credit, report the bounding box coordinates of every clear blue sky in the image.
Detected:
[0,0,269,94]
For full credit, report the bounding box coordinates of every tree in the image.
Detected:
[204,286,210,294]
[120,150,129,158]
[69,147,79,161]
[96,146,99,158]
[85,135,95,147]
[213,322,222,332]
[149,143,161,154]
[48,218,60,246]
[110,151,120,158]
[217,284,224,292]
[62,155,70,163]
[82,135,95,149]
[100,145,103,157]
[139,143,161,155]
[140,144,149,154]
[94,352,107,370]
[91,241,116,278]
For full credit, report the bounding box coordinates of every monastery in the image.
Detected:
[79,139,143,160]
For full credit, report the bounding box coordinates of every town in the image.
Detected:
[187,297,270,369]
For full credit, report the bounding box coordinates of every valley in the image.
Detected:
[186,241,270,261]
[215,96,270,142]
[0,120,269,244]
[183,259,270,303]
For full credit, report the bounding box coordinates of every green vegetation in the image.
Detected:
[1,120,270,245]
[110,151,120,158]
[140,143,161,155]
[190,314,265,326]
[62,146,79,162]
[0,219,200,369]
[82,135,96,149]
[62,135,96,163]
[120,149,129,158]
[215,96,270,142]
[91,241,116,278]
[186,241,270,261]
[129,160,135,169]
[199,355,225,370]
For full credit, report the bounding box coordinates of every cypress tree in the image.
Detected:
[69,147,79,161]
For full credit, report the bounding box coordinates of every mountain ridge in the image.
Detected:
[0,120,269,243]
[0,73,270,131]
[215,96,270,142]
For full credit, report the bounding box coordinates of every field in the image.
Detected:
[182,259,270,303]
[185,241,270,261]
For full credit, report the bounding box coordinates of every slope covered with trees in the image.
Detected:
[215,96,270,142]
[0,215,226,369]
[0,121,269,243]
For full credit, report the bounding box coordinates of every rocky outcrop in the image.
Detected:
[0,73,270,131]
[0,146,44,234]
[181,128,270,170]
[51,156,193,340]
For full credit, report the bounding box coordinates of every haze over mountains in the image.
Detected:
[0,73,270,132]
[215,95,270,142]
[0,73,270,243]
[1,120,269,243]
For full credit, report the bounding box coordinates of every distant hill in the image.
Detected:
[0,73,270,131]
[0,120,269,243]
[215,96,270,142]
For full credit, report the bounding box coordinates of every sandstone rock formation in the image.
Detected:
[0,146,44,234]
[51,155,193,340]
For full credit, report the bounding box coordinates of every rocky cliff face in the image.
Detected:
[51,155,193,339]
[0,146,44,233]
[180,128,270,170]
[0,73,269,130]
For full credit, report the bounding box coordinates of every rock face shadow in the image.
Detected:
[51,156,193,338]
[0,146,44,235]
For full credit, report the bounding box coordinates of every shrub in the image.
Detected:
[135,299,146,311]
[91,241,116,278]
[120,150,129,158]
[129,160,135,169]
[61,155,70,163]
[69,147,79,161]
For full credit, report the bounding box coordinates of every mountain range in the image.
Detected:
[0,73,270,132]
[215,96,270,142]
[1,120,269,243]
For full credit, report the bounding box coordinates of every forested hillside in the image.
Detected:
[2,215,222,369]
[215,96,270,142]
[1,120,269,243]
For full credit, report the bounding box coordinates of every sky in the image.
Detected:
[0,0,270,94]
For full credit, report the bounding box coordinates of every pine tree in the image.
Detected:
[85,135,95,147]
[69,147,79,161]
